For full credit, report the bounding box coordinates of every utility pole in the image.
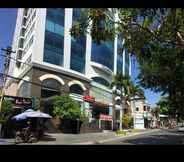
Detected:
[0,46,16,112]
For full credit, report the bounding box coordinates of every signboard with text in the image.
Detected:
[83,95,95,102]
[3,95,32,108]
[100,114,112,121]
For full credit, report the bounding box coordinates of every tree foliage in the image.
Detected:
[52,95,86,121]
[71,8,184,117]
[156,96,169,115]
[111,73,144,114]
[0,100,13,124]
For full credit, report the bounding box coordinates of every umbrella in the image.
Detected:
[26,110,52,119]
[12,109,35,121]
[12,109,51,121]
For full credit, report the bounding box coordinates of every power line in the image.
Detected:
[0,72,59,92]
[0,47,16,111]
[0,48,60,92]
[0,53,32,68]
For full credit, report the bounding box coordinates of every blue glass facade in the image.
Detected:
[125,49,130,75]
[91,41,114,70]
[70,8,86,74]
[43,8,65,66]
[117,36,124,74]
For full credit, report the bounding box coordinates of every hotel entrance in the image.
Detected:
[92,102,113,130]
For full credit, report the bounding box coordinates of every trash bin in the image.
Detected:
[76,119,80,134]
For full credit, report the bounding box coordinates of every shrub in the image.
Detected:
[52,95,86,122]
[116,130,127,136]
[122,114,133,129]
[0,100,13,124]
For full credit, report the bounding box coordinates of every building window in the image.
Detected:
[91,40,114,70]
[144,106,147,111]
[41,78,61,98]
[70,8,86,73]
[18,82,30,97]
[18,38,24,49]
[92,103,109,119]
[92,77,110,87]
[21,54,32,70]
[69,84,84,95]
[136,107,139,111]
[117,35,124,74]
[43,8,65,66]
[90,86,112,104]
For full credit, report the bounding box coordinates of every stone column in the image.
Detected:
[119,109,123,131]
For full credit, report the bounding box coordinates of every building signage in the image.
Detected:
[83,95,95,102]
[100,114,112,121]
[3,95,32,107]
[84,102,90,109]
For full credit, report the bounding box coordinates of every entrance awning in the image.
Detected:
[93,101,109,107]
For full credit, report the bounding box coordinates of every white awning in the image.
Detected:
[159,114,168,117]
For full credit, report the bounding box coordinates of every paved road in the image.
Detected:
[102,128,184,145]
[1,128,183,145]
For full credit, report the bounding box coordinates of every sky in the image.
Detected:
[0,8,17,74]
[131,58,161,107]
[0,8,161,107]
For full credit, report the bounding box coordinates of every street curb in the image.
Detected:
[97,129,161,144]
[73,141,98,145]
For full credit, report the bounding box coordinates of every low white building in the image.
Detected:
[131,97,151,129]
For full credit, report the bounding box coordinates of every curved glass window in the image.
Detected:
[41,78,61,98]
[44,8,65,66]
[92,77,110,87]
[70,8,86,73]
[69,84,84,95]
[91,41,114,70]
[18,82,30,97]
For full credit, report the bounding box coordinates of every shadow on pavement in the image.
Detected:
[39,134,56,142]
[120,133,184,145]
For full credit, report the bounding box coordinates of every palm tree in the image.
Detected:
[111,73,132,130]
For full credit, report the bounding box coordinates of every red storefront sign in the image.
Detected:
[83,95,95,102]
[100,114,112,121]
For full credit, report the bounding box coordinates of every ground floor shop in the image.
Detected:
[5,65,114,133]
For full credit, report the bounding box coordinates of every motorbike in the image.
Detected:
[15,127,37,144]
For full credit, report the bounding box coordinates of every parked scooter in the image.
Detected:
[15,121,37,144]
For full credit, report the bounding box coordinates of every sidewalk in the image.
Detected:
[33,129,161,145]
[1,129,160,145]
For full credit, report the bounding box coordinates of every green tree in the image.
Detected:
[152,106,160,119]
[111,74,133,115]
[0,99,13,124]
[52,95,86,121]
[156,96,169,115]
[71,8,184,118]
